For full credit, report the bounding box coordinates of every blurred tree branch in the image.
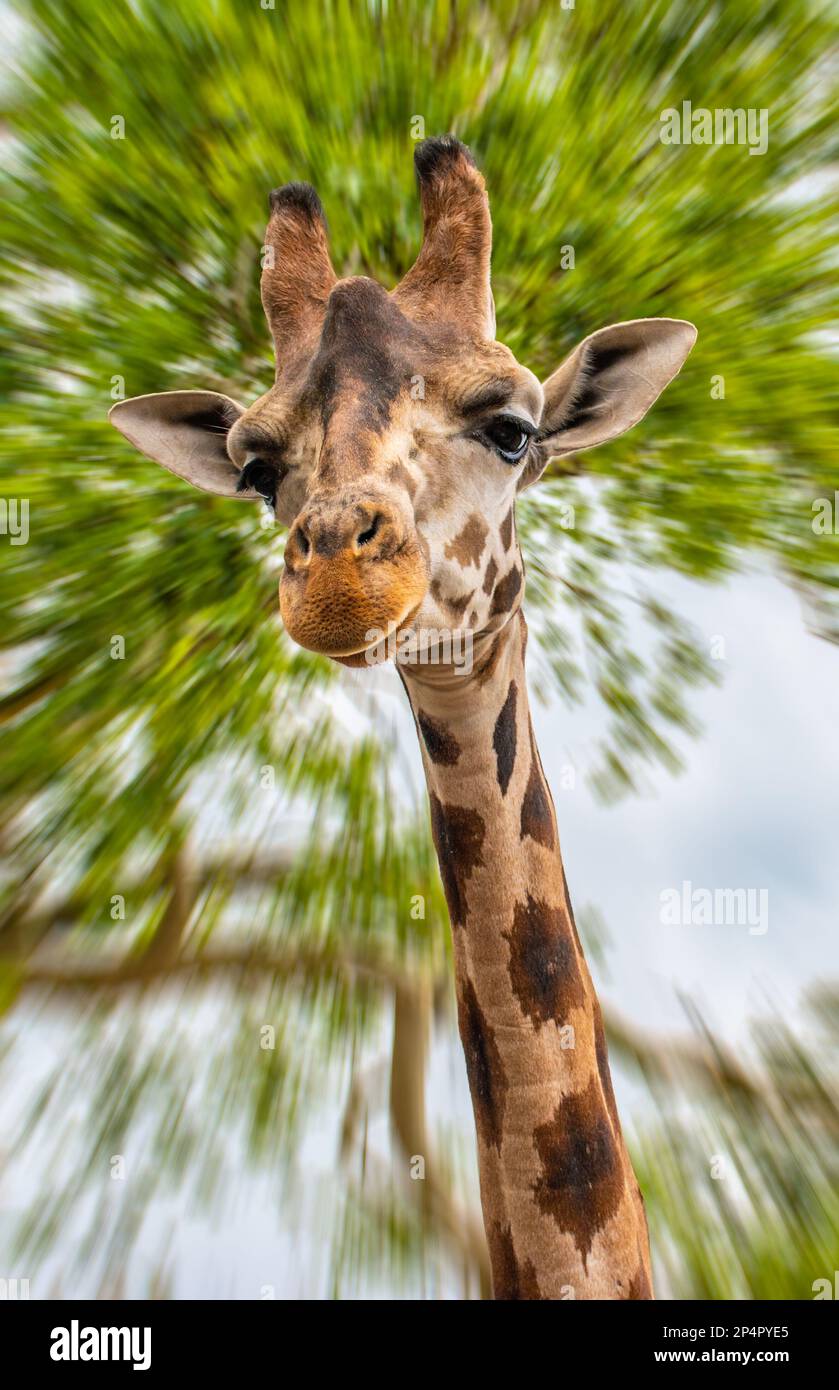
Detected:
[3,872,822,1118]
[389,979,492,1297]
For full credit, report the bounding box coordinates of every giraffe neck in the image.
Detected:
[400,611,653,1299]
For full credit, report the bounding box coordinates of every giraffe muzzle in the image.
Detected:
[280,493,428,659]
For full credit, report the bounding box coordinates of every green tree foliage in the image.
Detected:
[0,0,837,1296]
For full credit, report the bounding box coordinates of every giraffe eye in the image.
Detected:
[236,457,279,505]
[480,416,532,463]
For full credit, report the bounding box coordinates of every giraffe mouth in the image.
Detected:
[333,601,424,667]
[279,553,428,663]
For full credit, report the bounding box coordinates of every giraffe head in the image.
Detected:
[111,138,696,667]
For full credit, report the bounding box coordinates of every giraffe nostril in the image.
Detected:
[296,523,311,557]
[355,513,383,549]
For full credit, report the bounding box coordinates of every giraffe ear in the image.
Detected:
[521,318,696,488]
[109,390,247,497]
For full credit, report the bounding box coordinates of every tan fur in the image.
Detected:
[393,142,494,337]
[261,189,336,355]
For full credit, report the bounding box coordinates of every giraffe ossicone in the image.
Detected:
[111,135,695,1299]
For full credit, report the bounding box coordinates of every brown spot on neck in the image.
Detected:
[487,1222,543,1300]
[482,554,498,596]
[489,563,522,618]
[457,975,506,1152]
[532,1073,625,1268]
[503,893,587,1030]
[428,794,485,927]
[417,710,461,767]
[492,680,518,795]
[520,722,556,849]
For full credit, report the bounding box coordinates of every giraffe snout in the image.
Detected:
[280,491,428,660]
[287,496,404,566]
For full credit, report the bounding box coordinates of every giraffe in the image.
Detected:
[110,136,696,1299]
